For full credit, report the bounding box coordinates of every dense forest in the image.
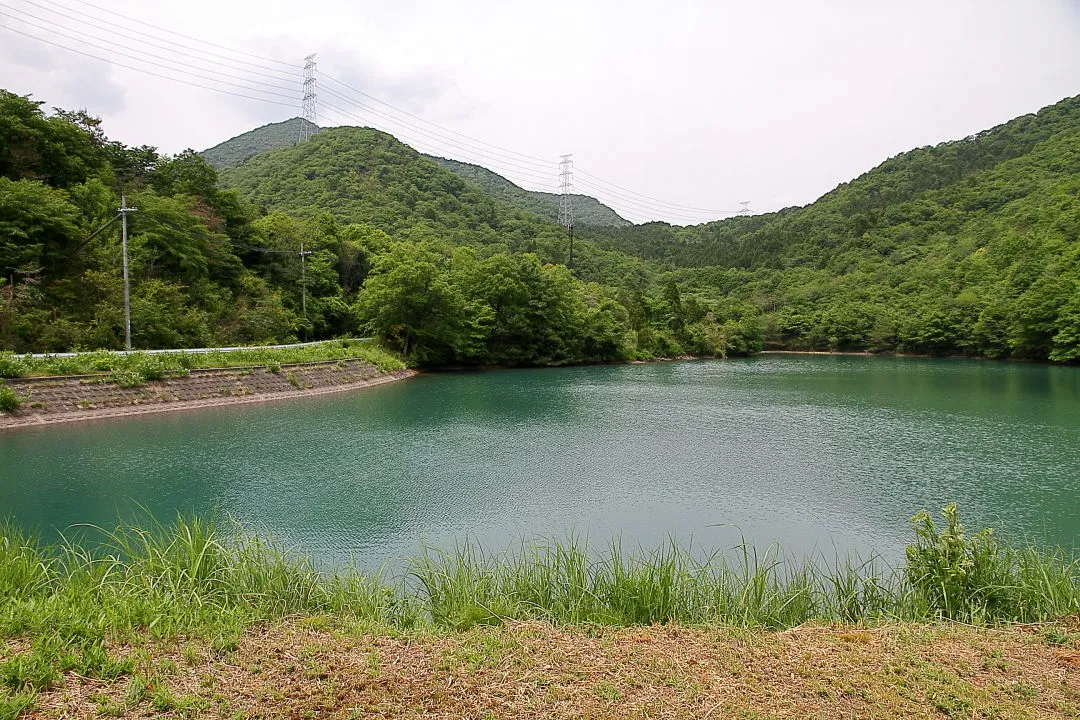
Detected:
[0,90,757,364]
[203,119,630,229]
[427,157,630,228]
[588,96,1080,361]
[1,88,1077,364]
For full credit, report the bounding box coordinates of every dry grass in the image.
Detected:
[24,621,1080,719]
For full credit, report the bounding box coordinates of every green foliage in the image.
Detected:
[903,504,1078,622]
[587,95,1080,362]
[201,118,316,170]
[0,178,81,276]
[430,156,631,228]
[4,340,404,379]
[0,380,19,412]
[0,509,1075,716]
[0,90,107,188]
[5,86,1078,366]
[107,370,145,388]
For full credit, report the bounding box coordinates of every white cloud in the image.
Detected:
[1,0,1078,223]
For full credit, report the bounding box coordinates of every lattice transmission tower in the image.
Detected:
[558,154,575,267]
[738,201,752,216]
[298,53,318,143]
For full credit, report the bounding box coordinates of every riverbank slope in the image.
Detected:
[0,361,416,430]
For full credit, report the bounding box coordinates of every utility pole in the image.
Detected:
[299,242,312,339]
[558,154,574,268]
[119,194,137,350]
[298,53,318,143]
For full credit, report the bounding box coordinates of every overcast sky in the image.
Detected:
[2,0,1079,224]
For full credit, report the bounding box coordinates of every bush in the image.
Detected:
[0,381,20,412]
[0,353,27,379]
[135,357,168,381]
[902,503,1078,622]
[108,371,145,388]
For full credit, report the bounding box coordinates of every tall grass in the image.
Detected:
[1,508,1077,711]
[2,507,1076,642]
[0,339,406,379]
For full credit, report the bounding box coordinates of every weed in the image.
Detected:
[108,371,145,388]
[0,382,20,413]
[6,340,405,379]
[0,689,35,720]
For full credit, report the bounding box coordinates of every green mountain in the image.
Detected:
[202,118,318,170]
[201,119,629,228]
[587,94,1080,360]
[217,126,568,249]
[425,157,630,228]
[3,87,1077,364]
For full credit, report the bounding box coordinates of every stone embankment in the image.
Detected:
[0,360,415,430]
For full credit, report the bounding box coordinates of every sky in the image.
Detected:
[2,0,1079,225]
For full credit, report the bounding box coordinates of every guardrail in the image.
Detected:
[21,338,372,359]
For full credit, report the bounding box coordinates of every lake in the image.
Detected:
[2,356,1077,566]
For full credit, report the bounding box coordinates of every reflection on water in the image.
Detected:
[2,356,1078,567]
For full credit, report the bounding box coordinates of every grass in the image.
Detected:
[0,507,1077,717]
[0,339,407,380]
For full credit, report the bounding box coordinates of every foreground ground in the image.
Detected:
[12,620,1080,719]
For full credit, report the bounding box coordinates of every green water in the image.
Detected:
[1,356,1078,565]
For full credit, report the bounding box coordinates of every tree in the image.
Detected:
[0,178,80,278]
[356,242,489,364]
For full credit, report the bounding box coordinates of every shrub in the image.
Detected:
[0,353,27,379]
[109,371,145,388]
[135,357,168,381]
[0,381,20,412]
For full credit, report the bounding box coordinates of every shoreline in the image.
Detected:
[0,365,417,431]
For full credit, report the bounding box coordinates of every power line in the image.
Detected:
[0,12,298,100]
[0,3,298,94]
[572,178,737,223]
[575,168,741,215]
[17,0,301,83]
[7,0,752,225]
[0,23,297,107]
[319,85,557,177]
[318,101,559,186]
[320,71,557,166]
[64,0,297,67]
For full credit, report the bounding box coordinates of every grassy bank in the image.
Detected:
[0,340,406,381]
[1,507,1078,717]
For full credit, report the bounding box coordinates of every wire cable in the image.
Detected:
[321,71,557,166]
[320,85,557,176]
[575,168,741,215]
[318,101,560,187]
[19,0,301,83]
[65,0,297,68]
[0,23,298,107]
[0,12,299,100]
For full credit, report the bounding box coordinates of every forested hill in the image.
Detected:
[1,87,1077,364]
[201,119,629,228]
[584,94,1080,361]
[426,157,630,228]
[217,125,569,249]
[202,118,317,170]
